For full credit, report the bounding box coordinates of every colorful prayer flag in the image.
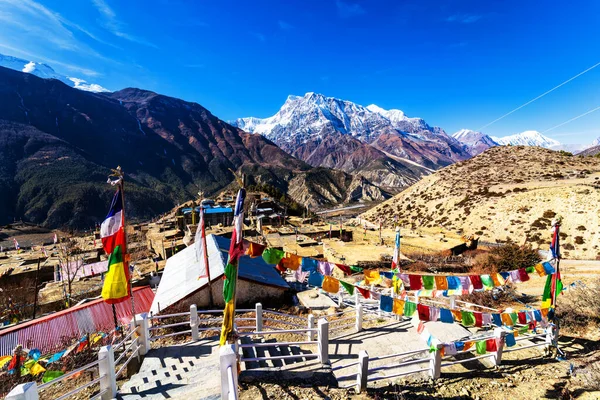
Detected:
[391,227,401,270]
[393,299,405,315]
[220,188,246,346]
[322,276,340,294]
[364,269,382,285]
[101,245,129,303]
[340,280,354,295]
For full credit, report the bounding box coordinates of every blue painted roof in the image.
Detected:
[181,206,233,215]
[213,235,289,289]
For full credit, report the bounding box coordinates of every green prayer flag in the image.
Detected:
[340,280,354,295]
[350,265,363,273]
[404,301,417,317]
[510,313,518,324]
[481,275,494,288]
[519,325,529,334]
[422,276,434,290]
[556,279,563,296]
[223,262,238,303]
[262,248,285,265]
[542,274,553,303]
[42,370,64,383]
[476,340,487,355]
[461,311,475,326]
[526,266,536,273]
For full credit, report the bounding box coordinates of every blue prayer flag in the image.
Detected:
[380,295,393,312]
[440,308,454,323]
[302,258,318,273]
[542,262,555,275]
[308,272,324,287]
[447,276,460,290]
[505,333,516,347]
[492,314,502,326]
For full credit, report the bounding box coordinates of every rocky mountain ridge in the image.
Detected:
[361,146,600,259]
[0,67,385,228]
[234,93,471,190]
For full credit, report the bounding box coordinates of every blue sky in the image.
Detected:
[1,0,599,144]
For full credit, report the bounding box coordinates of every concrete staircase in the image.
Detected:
[239,336,319,370]
[118,338,221,400]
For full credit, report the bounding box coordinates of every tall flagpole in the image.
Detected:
[109,166,136,327]
[198,196,214,307]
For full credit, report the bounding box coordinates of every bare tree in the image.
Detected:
[57,238,86,308]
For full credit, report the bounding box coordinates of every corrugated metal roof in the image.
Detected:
[150,234,288,314]
[181,206,233,215]
[0,287,154,355]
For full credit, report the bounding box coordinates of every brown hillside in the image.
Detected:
[361,146,600,259]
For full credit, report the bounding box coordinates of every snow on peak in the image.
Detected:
[492,130,560,148]
[233,93,436,143]
[452,129,479,140]
[592,137,600,147]
[0,52,109,93]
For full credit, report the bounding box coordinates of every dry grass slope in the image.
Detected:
[362,146,600,259]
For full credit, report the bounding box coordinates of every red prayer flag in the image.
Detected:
[417,304,430,321]
[357,286,370,299]
[335,263,352,275]
[470,275,483,290]
[486,338,498,352]
[409,275,423,290]
[518,268,530,282]
[518,312,527,324]
[474,312,483,327]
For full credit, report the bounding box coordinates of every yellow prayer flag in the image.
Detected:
[534,263,546,277]
[501,313,514,326]
[451,309,462,322]
[364,269,382,285]
[30,362,46,376]
[463,342,473,351]
[392,299,405,315]
[281,253,301,271]
[322,276,340,294]
[492,273,505,286]
[435,276,448,290]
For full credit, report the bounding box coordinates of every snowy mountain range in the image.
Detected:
[491,130,560,148]
[233,93,470,191]
[451,129,499,155]
[0,53,109,93]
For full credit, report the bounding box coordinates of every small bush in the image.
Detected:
[473,243,541,273]
[575,236,585,245]
[576,225,587,231]
[557,278,600,333]
[543,210,557,219]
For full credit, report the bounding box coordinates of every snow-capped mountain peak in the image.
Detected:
[451,129,499,155]
[0,53,109,93]
[233,92,439,145]
[492,130,560,148]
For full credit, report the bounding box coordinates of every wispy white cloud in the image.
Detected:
[0,43,101,76]
[91,0,158,48]
[336,0,365,18]
[251,32,266,42]
[278,20,293,30]
[446,13,482,23]
[0,0,117,74]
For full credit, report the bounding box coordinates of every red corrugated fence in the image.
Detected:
[0,286,154,355]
